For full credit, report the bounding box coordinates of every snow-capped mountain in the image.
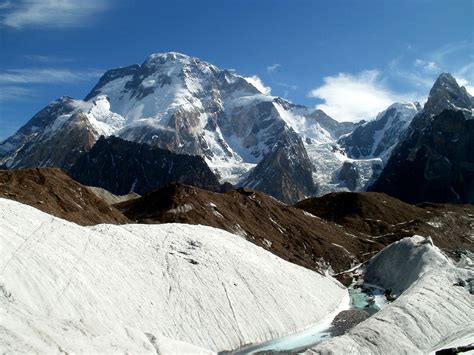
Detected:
[0,52,404,201]
[338,102,421,161]
[370,73,474,204]
[0,97,99,169]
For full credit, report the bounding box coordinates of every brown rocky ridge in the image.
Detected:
[0,168,129,225]
[295,191,474,260]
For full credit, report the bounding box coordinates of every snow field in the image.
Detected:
[0,198,347,353]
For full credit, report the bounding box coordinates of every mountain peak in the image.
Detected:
[382,102,421,119]
[435,72,456,82]
[146,51,192,62]
[142,51,218,72]
[424,73,472,115]
[430,73,461,95]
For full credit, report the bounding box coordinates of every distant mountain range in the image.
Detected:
[1,53,472,203]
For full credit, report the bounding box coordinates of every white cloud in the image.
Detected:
[244,75,271,95]
[267,63,281,73]
[309,70,415,122]
[1,0,108,29]
[456,77,474,96]
[0,68,102,84]
[454,62,474,95]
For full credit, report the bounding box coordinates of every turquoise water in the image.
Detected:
[225,284,386,354]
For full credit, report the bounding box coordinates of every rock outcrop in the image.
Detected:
[370,74,474,204]
[69,136,223,196]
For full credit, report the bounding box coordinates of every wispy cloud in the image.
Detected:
[457,77,474,95]
[0,86,35,101]
[414,59,438,73]
[0,68,102,104]
[265,63,297,92]
[454,62,474,95]
[309,70,417,122]
[1,0,109,29]
[273,80,298,91]
[244,75,271,95]
[389,40,474,94]
[23,54,75,64]
[388,57,435,89]
[430,41,473,64]
[266,63,281,73]
[0,1,12,10]
[0,68,102,84]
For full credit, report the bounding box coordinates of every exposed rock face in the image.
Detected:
[0,168,128,225]
[86,186,140,205]
[242,129,316,203]
[69,136,223,195]
[338,102,420,160]
[370,74,474,204]
[84,64,141,101]
[0,96,76,157]
[370,110,474,203]
[329,310,370,337]
[338,162,360,191]
[0,98,97,170]
[423,73,472,115]
[305,108,361,139]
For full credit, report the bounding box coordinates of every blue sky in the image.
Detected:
[0,0,472,140]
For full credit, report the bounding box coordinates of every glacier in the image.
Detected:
[0,198,347,353]
[307,235,474,354]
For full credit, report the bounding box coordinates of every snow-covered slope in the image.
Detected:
[338,102,420,162]
[0,198,347,353]
[308,235,473,354]
[306,142,383,195]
